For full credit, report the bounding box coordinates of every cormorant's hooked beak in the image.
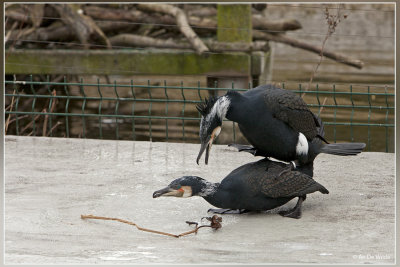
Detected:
[153,186,184,198]
[196,126,221,165]
[196,140,212,165]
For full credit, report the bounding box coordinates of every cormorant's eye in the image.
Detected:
[170,183,181,190]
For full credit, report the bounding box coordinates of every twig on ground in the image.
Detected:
[81,214,222,238]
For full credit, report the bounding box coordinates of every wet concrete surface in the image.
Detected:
[4,136,395,264]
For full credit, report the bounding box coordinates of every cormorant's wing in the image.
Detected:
[263,87,318,141]
[257,164,329,198]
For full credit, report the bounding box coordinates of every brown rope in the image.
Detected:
[81,214,222,238]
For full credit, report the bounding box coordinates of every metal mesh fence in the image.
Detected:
[4,75,395,152]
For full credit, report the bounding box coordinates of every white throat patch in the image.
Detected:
[198,180,218,197]
[296,132,309,156]
[181,186,193,198]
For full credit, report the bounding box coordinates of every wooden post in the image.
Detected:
[215,4,252,89]
[217,4,252,43]
[214,4,253,145]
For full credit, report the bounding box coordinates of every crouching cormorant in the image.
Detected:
[195,84,366,175]
[153,158,329,219]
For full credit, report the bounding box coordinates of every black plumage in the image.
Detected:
[153,158,329,219]
[196,84,365,172]
[264,88,320,140]
[196,96,218,116]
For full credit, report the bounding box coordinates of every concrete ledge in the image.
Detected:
[5,136,395,264]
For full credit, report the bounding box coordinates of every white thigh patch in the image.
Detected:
[296,132,309,156]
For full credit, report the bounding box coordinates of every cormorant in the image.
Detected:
[153,158,329,219]
[195,84,366,174]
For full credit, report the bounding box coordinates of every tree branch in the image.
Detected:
[137,3,209,54]
[51,4,111,49]
[253,31,364,69]
[81,214,222,238]
[110,33,269,52]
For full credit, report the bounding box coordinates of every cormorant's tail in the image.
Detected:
[317,184,330,194]
[320,142,366,156]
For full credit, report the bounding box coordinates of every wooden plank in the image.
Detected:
[5,49,251,76]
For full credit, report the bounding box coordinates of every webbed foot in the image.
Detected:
[228,144,257,156]
[279,208,302,219]
[278,195,306,219]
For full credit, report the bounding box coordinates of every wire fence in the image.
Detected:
[5,12,394,39]
[4,39,395,66]
[4,75,395,152]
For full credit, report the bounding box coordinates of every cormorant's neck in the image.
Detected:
[197,180,220,197]
[209,95,230,121]
[196,181,230,208]
[225,91,244,123]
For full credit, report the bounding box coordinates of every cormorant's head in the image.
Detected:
[196,96,230,165]
[153,176,216,198]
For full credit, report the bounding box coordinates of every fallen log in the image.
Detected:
[83,5,180,28]
[83,5,302,33]
[6,4,361,69]
[252,15,302,32]
[185,6,302,32]
[137,4,209,54]
[110,33,269,52]
[253,31,364,69]
[51,4,111,49]
[30,4,45,28]
[110,34,191,49]
[7,20,137,44]
[186,6,217,17]
[5,10,31,24]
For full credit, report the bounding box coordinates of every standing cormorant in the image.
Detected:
[195,84,365,175]
[153,158,329,219]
